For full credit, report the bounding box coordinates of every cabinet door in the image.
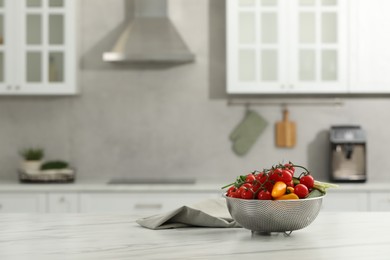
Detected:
[321,191,369,212]
[79,192,220,215]
[369,192,390,211]
[349,0,390,93]
[227,0,287,94]
[0,0,16,93]
[48,193,79,213]
[227,0,347,94]
[0,192,46,213]
[14,0,76,95]
[288,0,348,93]
[0,0,77,95]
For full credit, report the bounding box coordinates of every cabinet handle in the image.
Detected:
[134,203,162,210]
[15,85,20,90]
[0,203,2,210]
[7,85,12,90]
[59,197,66,203]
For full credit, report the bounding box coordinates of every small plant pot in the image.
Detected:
[21,160,42,172]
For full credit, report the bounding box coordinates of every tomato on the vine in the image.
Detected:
[284,163,295,174]
[294,184,309,198]
[300,175,315,189]
[227,186,236,196]
[280,169,293,183]
[245,174,256,183]
[269,168,282,182]
[241,188,254,199]
[257,190,272,200]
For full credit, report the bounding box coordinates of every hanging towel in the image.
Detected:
[229,110,267,156]
[136,198,241,230]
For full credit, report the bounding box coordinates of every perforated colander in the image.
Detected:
[224,194,324,233]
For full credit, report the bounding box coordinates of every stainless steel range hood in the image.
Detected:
[103,0,195,63]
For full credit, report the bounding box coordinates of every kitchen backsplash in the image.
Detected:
[0,0,388,183]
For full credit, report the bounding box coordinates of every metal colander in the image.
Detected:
[224,194,324,233]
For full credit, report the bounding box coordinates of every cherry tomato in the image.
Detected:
[241,188,254,199]
[245,174,256,183]
[286,180,294,187]
[230,191,240,198]
[280,169,293,183]
[227,186,236,196]
[257,190,272,200]
[294,184,309,198]
[264,182,274,192]
[258,173,268,184]
[255,172,265,181]
[300,175,315,189]
[252,182,261,193]
[270,168,282,182]
[237,184,252,198]
[284,163,295,174]
[241,183,253,189]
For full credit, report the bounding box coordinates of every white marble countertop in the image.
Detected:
[0,178,389,193]
[0,212,389,259]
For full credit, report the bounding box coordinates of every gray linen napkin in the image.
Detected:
[136,198,241,230]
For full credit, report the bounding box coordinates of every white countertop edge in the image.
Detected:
[0,179,389,193]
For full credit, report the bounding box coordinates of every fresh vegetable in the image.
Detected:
[271,181,287,199]
[307,189,324,198]
[300,175,315,189]
[222,161,337,200]
[275,193,299,200]
[294,184,309,199]
[257,190,272,200]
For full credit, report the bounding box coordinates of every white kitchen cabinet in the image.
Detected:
[79,192,220,214]
[0,0,76,95]
[47,193,79,213]
[0,192,46,213]
[321,191,369,212]
[369,192,390,211]
[227,0,348,94]
[348,0,390,93]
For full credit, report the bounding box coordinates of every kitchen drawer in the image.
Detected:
[321,191,369,212]
[0,193,46,213]
[47,193,79,213]
[369,192,390,211]
[79,192,220,214]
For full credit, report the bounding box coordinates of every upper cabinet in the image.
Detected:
[349,0,390,93]
[227,0,390,94]
[0,0,76,95]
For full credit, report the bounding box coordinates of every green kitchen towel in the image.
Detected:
[229,110,267,156]
[136,198,241,230]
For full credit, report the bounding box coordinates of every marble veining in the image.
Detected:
[0,212,389,259]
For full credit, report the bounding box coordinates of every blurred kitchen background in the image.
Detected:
[0,0,388,183]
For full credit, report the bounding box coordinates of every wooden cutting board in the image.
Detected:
[275,108,296,148]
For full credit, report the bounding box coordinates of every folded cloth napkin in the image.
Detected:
[136,198,241,230]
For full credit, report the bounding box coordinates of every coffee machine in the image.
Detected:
[330,125,366,182]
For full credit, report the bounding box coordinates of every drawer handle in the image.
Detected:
[134,203,162,210]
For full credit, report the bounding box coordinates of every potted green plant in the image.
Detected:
[19,148,44,172]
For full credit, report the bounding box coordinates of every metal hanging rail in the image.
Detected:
[227,98,344,107]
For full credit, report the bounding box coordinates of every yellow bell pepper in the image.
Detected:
[271,181,287,199]
[275,193,299,200]
[286,186,294,194]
